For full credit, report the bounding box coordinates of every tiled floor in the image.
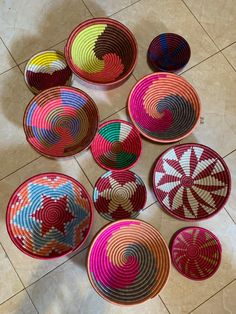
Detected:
[0,0,235,313]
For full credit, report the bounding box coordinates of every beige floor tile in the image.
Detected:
[0,156,94,286]
[184,0,236,49]
[0,290,37,314]
[224,151,236,223]
[27,249,169,314]
[223,43,236,70]
[0,67,39,179]
[0,0,91,63]
[111,0,217,80]
[138,203,236,314]
[0,244,23,304]
[181,53,236,156]
[83,0,139,16]
[191,280,236,314]
[0,38,16,74]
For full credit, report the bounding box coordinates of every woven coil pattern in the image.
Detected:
[6,173,93,259]
[87,219,170,305]
[93,170,147,221]
[170,227,222,280]
[148,33,191,72]
[65,18,137,85]
[128,73,201,142]
[23,86,99,158]
[153,143,231,221]
[91,120,142,170]
[24,50,72,94]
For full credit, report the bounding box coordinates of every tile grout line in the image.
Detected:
[159,295,171,314]
[223,148,236,159]
[0,287,25,306]
[0,64,18,76]
[220,50,236,73]
[100,105,126,122]
[188,278,236,313]
[109,0,142,17]
[73,156,94,188]
[0,37,24,74]
[224,207,236,225]
[81,0,94,17]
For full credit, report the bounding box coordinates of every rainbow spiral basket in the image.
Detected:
[6,173,93,259]
[23,86,99,158]
[87,219,170,305]
[147,33,191,72]
[24,50,72,95]
[93,170,147,221]
[65,18,137,86]
[91,120,142,171]
[170,227,222,280]
[153,143,231,221]
[128,73,201,143]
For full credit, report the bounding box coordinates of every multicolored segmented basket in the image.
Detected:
[24,50,72,94]
[93,170,147,221]
[147,33,191,72]
[91,120,142,171]
[23,86,99,158]
[87,219,170,305]
[153,143,231,221]
[6,173,93,259]
[65,18,137,85]
[128,73,201,142]
[170,227,222,280]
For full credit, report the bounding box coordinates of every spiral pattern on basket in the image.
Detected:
[171,227,222,280]
[93,170,146,221]
[88,220,170,305]
[6,173,92,258]
[24,86,99,157]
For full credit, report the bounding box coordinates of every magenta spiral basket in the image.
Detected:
[65,18,137,86]
[170,227,222,280]
[128,73,201,143]
[153,143,231,221]
[23,86,99,158]
[87,219,170,305]
[6,173,93,259]
[24,50,72,95]
[91,120,142,171]
[93,170,147,221]
[147,33,191,72]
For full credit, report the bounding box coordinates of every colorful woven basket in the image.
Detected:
[91,120,142,171]
[128,73,201,143]
[6,173,93,259]
[65,18,137,85]
[23,86,99,158]
[24,50,72,94]
[87,219,170,305]
[147,33,191,72]
[93,170,147,221]
[153,143,231,221]
[170,227,222,280]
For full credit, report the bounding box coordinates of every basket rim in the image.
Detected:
[127,72,201,143]
[6,172,94,260]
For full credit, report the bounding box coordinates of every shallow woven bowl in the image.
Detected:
[6,173,93,259]
[23,86,99,158]
[170,227,222,280]
[153,143,231,221]
[91,120,142,171]
[93,170,147,221]
[87,219,170,305]
[24,50,72,94]
[147,33,191,72]
[65,18,137,86]
[128,72,201,142]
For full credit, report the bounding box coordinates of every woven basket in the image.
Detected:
[170,227,222,280]
[128,72,201,143]
[6,173,93,259]
[87,219,170,305]
[24,50,72,94]
[147,33,191,72]
[65,18,137,86]
[93,170,147,221]
[23,86,99,158]
[91,120,142,171]
[153,143,231,221]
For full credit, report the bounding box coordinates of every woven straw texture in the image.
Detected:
[6,173,93,259]
[87,219,170,305]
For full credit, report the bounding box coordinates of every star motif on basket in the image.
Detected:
[154,146,229,219]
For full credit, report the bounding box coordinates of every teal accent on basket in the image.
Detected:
[116,152,137,168]
[93,187,99,202]
[102,171,112,178]
[99,122,121,143]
